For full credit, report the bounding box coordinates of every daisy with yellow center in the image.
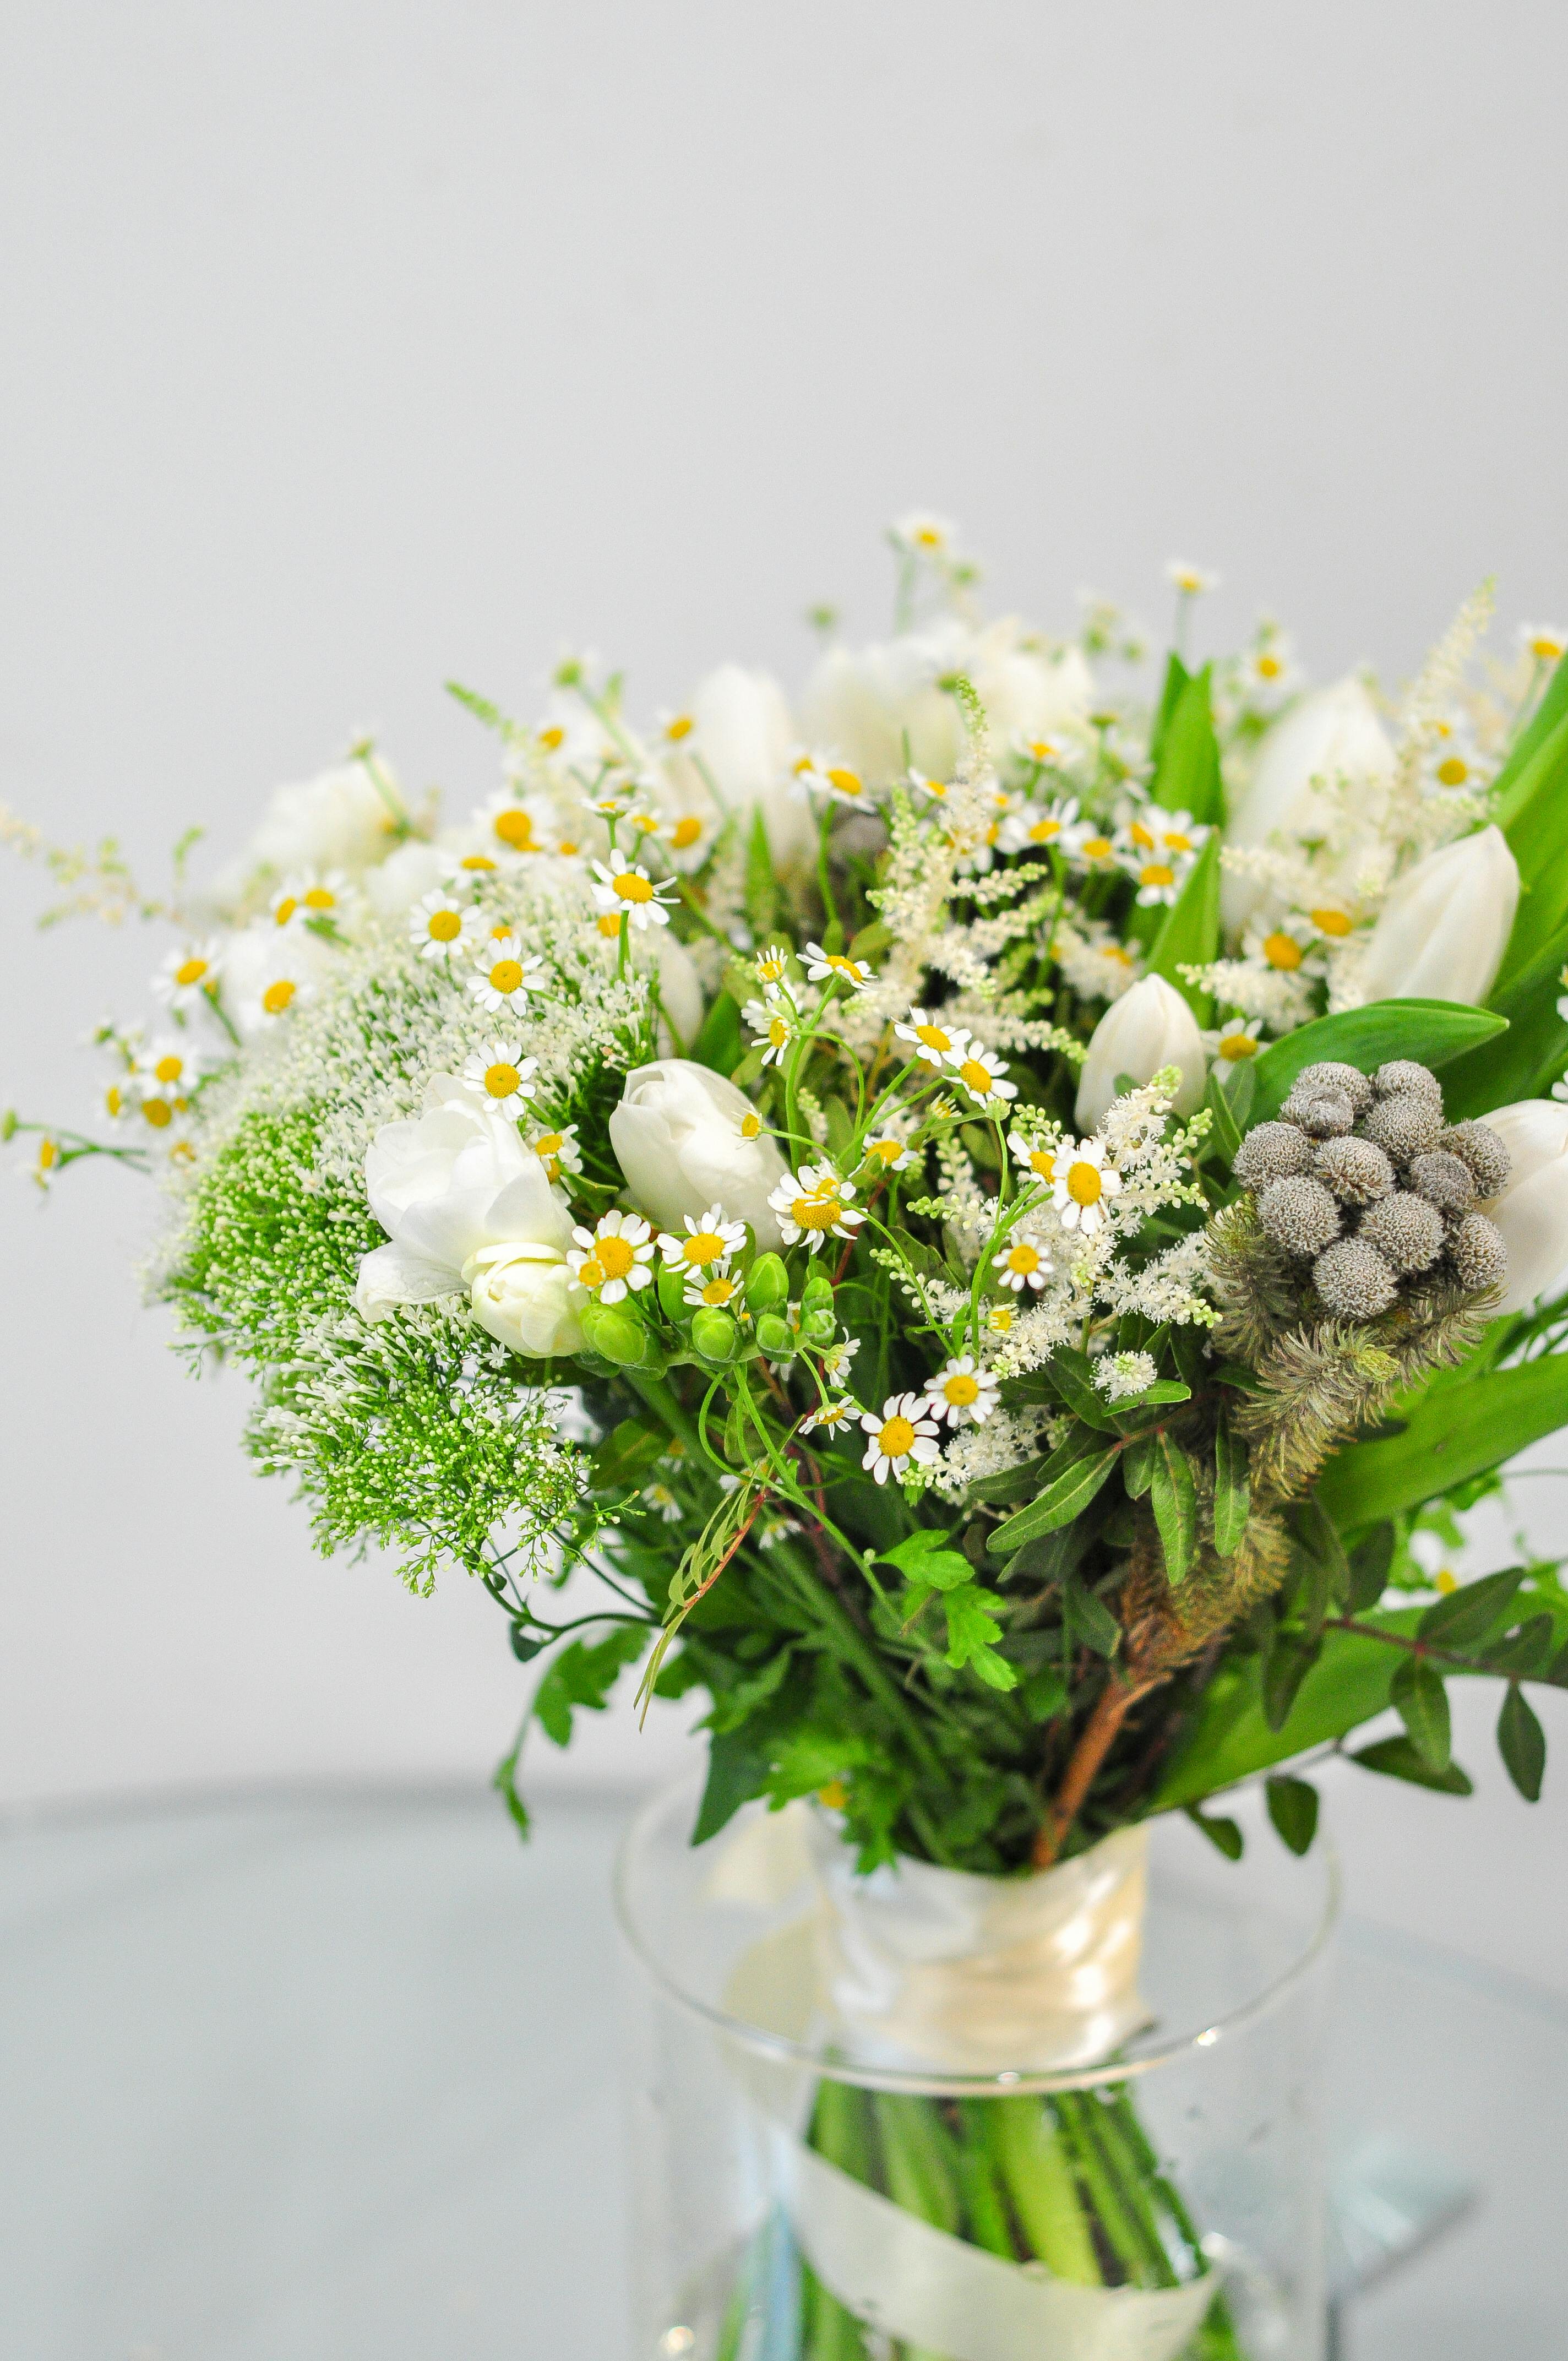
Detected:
[590,859,677,931]
[641,1481,682,1524]
[862,1129,913,1174]
[986,1304,1015,1334]
[801,1397,858,1438]
[1259,928,1306,973]
[893,512,953,553]
[1008,1129,1059,1186]
[950,1045,1018,1109]
[1153,809,1207,858]
[35,1136,60,1179]
[1068,825,1119,872]
[104,1081,129,1121]
[1001,795,1079,855]
[1016,732,1071,768]
[567,1211,656,1305]
[767,1162,864,1252]
[664,814,708,864]
[528,1124,582,1183]
[743,996,796,1068]
[820,1336,860,1386]
[895,1009,970,1070]
[1050,1136,1123,1236]
[460,1041,540,1113]
[536,723,568,754]
[455,852,498,873]
[1167,559,1219,596]
[595,912,623,938]
[754,946,792,987]
[1204,1015,1264,1068]
[685,1268,745,1313]
[859,1391,941,1485]
[1131,859,1181,907]
[486,799,545,854]
[993,1230,1053,1293]
[410,891,480,964]
[803,940,876,991]
[660,710,697,745]
[141,1095,176,1129]
[1520,622,1566,666]
[1309,906,1355,940]
[658,1207,747,1270]
[907,768,950,802]
[922,1356,1000,1429]
[739,1110,763,1140]
[272,872,345,927]
[796,757,873,811]
[153,940,223,1009]
[469,937,544,1014]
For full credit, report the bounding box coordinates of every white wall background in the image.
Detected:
[2,5,1566,1980]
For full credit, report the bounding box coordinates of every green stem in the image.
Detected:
[954,2103,1018,2259]
[986,2097,1102,2285]
[1055,2093,1172,2288]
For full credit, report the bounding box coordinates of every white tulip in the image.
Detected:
[1223,679,1396,929]
[609,1058,789,1244]
[209,764,400,909]
[801,620,1093,790]
[1358,826,1519,1009]
[1477,1101,1568,1314]
[669,665,815,874]
[1075,974,1206,1131]
[358,837,451,921]
[353,1089,584,1356]
[654,932,704,1047]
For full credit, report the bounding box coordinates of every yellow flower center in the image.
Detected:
[38,1138,59,1169]
[825,767,862,798]
[869,1138,903,1165]
[262,979,297,1014]
[1311,907,1353,938]
[878,1416,916,1458]
[914,1023,951,1053]
[989,1305,1013,1331]
[174,956,209,987]
[943,1373,979,1406]
[1219,1032,1259,1061]
[682,1232,728,1266]
[825,955,861,979]
[791,1195,842,1231]
[1436,755,1469,787]
[958,1058,994,1094]
[817,1778,848,1809]
[913,526,943,548]
[494,809,536,850]
[274,896,298,925]
[1162,831,1194,854]
[427,909,462,942]
[598,1236,637,1280]
[1139,863,1176,890]
[1027,818,1061,843]
[1129,820,1156,849]
[670,816,703,849]
[1066,1160,1103,1206]
[1529,635,1564,662]
[1256,652,1282,679]
[460,853,497,871]
[1080,835,1113,861]
[1027,1149,1055,1179]
[1262,931,1303,971]
[538,725,566,751]
[1007,1242,1041,1276]
[597,912,623,936]
[701,1275,736,1305]
[154,1054,183,1085]
[665,714,695,742]
[105,1085,124,1116]
[143,1097,173,1128]
[614,871,655,903]
[577,1256,606,1290]
[488,960,524,994]
[303,886,336,910]
[484,1062,521,1098]
[741,1112,762,1139]
[767,1018,789,1050]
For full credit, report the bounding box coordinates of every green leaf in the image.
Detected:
[1249,1000,1508,1123]
[1319,1356,1568,1532]
[1263,1632,1321,1732]
[532,1626,649,1749]
[1212,1415,1249,1559]
[1354,1735,1473,1797]
[1417,1566,1525,1649]
[1122,1432,1157,1500]
[1148,653,1191,772]
[1482,1612,1558,1678]
[744,810,781,940]
[1498,1684,1547,1802]
[1147,834,1222,1022]
[1265,1774,1320,1856]
[693,1724,772,1843]
[1491,650,1568,819]
[1185,1803,1244,1860]
[1020,1664,1069,1720]
[1390,1656,1451,1770]
[1203,1058,1245,1164]
[943,1585,1018,1688]
[689,989,743,1078]
[1061,1574,1121,1658]
[1346,1524,1396,1613]
[1150,665,1224,824]
[704,1644,796,1734]
[1149,1435,1197,1585]
[589,1417,669,1493]
[1441,916,1568,1118]
[1044,1350,1124,1434]
[988,1441,1120,1552]
[879,1530,974,1592]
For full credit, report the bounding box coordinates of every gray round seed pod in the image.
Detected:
[1436,1119,1512,1200]
[1280,1084,1356,1138]
[1450,1210,1509,1294]
[1294,1059,1374,1116]
[1313,1236,1399,1318]
[1313,1133,1395,1206]
[1257,1173,1343,1257]
[1233,1120,1313,1188]
[1357,1189,1446,1275]
[1372,1059,1444,1105]
[1408,1149,1475,1212]
[1361,1090,1443,1162]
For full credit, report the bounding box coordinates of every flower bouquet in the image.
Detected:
[10,524,1568,2359]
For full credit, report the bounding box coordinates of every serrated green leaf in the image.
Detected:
[1391,1656,1451,1770]
[1265,1774,1320,1856]
[1249,1000,1507,1123]
[988,1442,1120,1552]
[1354,1736,1473,1797]
[943,1585,1017,1688]
[1150,1435,1197,1585]
[1319,1357,1568,1531]
[1417,1566,1525,1649]
[1498,1684,1546,1802]
[1212,1415,1249,1559]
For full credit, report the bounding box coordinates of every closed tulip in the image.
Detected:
[1075,973,1206,1130]
[609,1058,790,1244]
[1477,1100,1568,1314]
[1223,678,1396,930]
[1358,826,1519,1009]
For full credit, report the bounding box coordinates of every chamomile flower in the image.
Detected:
[1204,1014,1264,1069]
[1014,732,1077,772]
[136,1039,203,1100]
[461,1041,540,1112]
[527,1123,582,1183]
[794,756,874,812]
[908,768,951,803]
[153,940,224,1009]
[590,859,677,931]
[753,945,793,988]
[860,1392,942,1484]
[567,1210,656,1304]
[641,1481,683,1523]
[801,1397,859,1438]
[861,1121,914,1174]
[1167,559,1220,596]
[1000,796,1079,855]
[819,1335,861,1386]
[657,709,698,748]
[1126,856,1184,908]
[890,512,955,555]
[235,944,318,1030]
[1008,1129,1060,1187]
[1050,1136,1123,1236]
[767,1163,864,1251]
[922,1356,1000,1428]
[992,1230,1054,1292]
[985,1303,1015,1335]
[948,1043,1018,1109]
[1129,808,1209,862]
[661,811,710,869]
[1066,823,1120,873]
[803,942,876,991]
[896,1009,971,1070]
[1424,722,1485,793]
[1244,917,1316,977]
[1520,622,1566,666]
[1238,628,1298,703]
[658,1207,747,1271]
[469,936,544,1014]
[474,790,556,859]
[411,891,482,965]
[270,871,348,928]
[684,1267,746,1312]
[744,997,796,1068]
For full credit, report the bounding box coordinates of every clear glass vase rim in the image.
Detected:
[613,1775,1342,2097]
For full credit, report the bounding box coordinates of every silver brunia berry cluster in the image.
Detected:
[1233,1059,1511,1318]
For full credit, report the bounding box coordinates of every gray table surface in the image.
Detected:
[1,1786,1561,2360]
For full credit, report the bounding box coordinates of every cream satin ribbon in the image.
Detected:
[712,1806,1215,2361]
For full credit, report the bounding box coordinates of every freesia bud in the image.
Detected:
[1075,975,1206,1131]
[1474,1100,1568,1314]
[609,1059,789,1244]
[1223,678,1396,930]
[746,1252,789,1310]
[1357,826,1519,1009]
[690,1307,741,1364]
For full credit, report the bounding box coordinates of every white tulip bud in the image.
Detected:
[609,1058,790,1244]
[1075,974,1206,1131]
[1476,1100,1568,1314]
[654,932,704,1047]
[682,665,815,874]
[1358,826,1519,1009]
[1223,679,1396,929]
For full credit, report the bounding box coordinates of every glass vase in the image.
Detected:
[616,1775,1338,2361]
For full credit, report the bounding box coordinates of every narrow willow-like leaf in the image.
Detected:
[988,1444,1120,1552]
[1212,1415,1249,1559]
[1150,1436,1197,1585]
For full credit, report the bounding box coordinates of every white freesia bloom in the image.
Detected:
[801,619,1093,789]
[1478,1101,1568,1315]
[352,1086,584,1357]
[1223,678,1397,928]
[1357,826,1519,1008]
[1075,975,1206,1130]
[609,1058,789,1244]
[664,665,814,873]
